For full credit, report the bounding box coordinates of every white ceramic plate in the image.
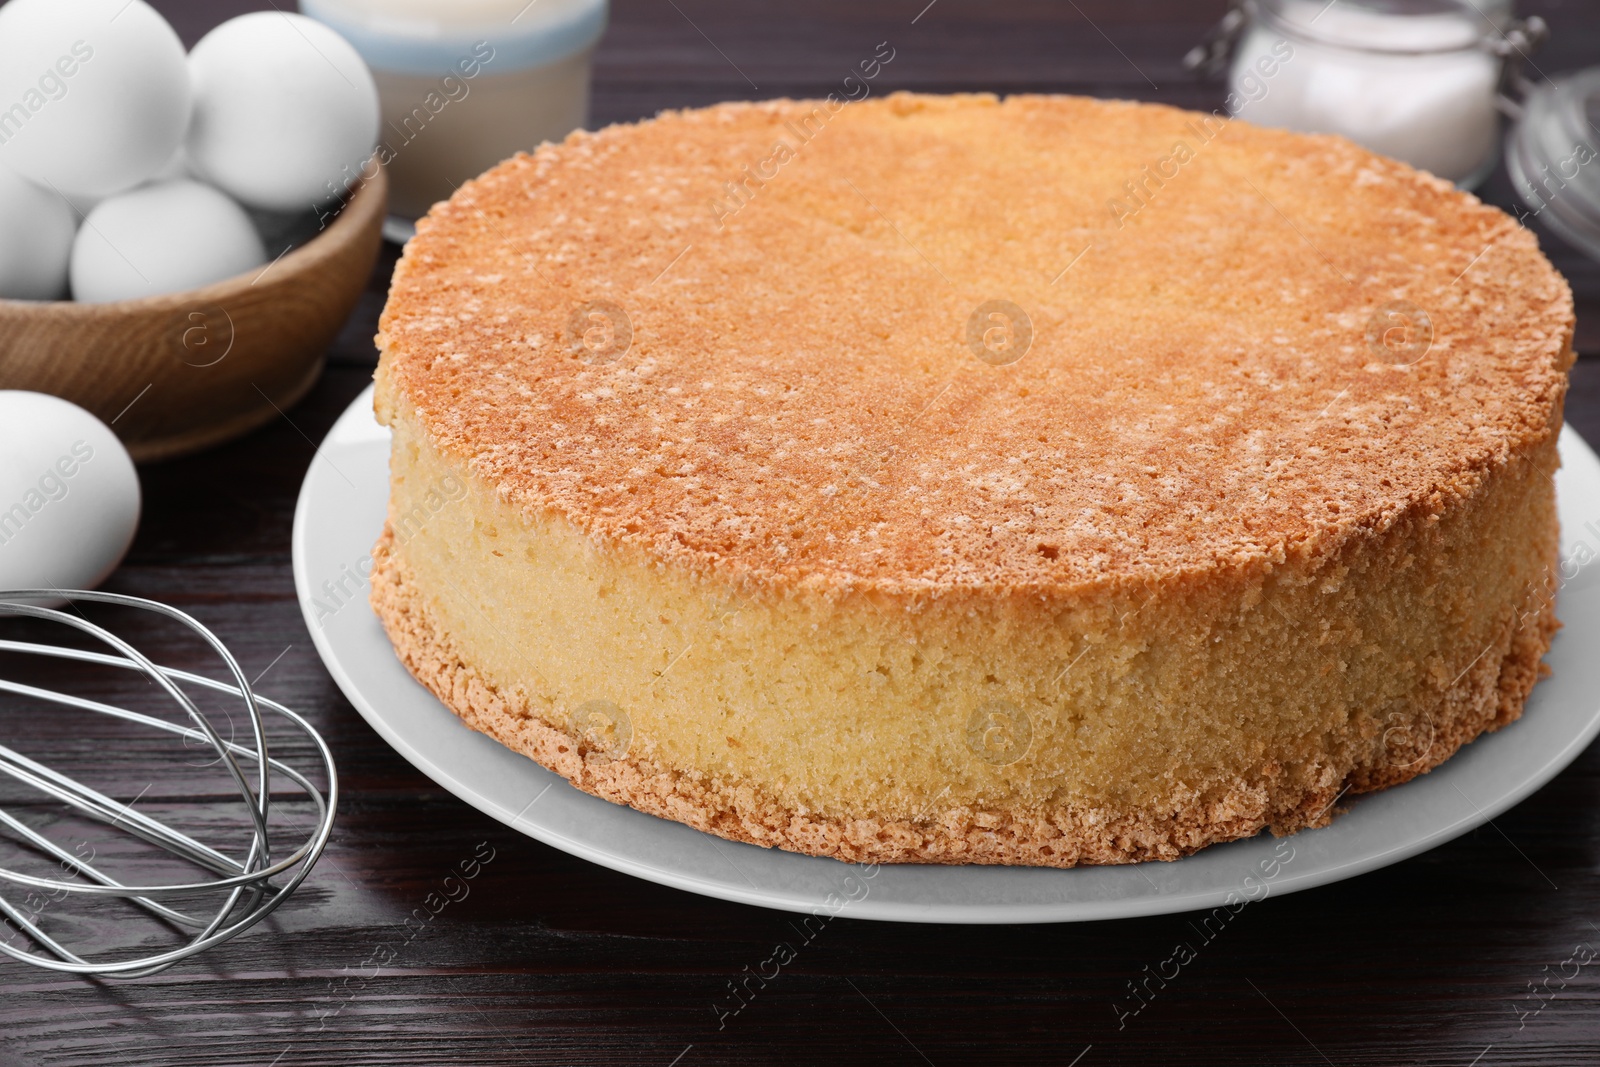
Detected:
[293,385,1600,923]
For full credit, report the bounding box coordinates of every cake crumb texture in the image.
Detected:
[370,517,1558,866]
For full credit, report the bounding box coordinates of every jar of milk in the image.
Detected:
[301,0,608,239]
[1191,0,1544,190]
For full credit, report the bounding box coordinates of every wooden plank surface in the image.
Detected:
[4,1,1600,1063]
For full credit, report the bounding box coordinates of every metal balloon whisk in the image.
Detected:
[0,590,336,979]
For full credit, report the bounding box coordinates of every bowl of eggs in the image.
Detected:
[0,0,387,462]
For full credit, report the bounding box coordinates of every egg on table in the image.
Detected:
[0,0,192,201]
[70,178,267,303]
[0,164,75,300]
[0,391,141,595]
[186,12,380,212]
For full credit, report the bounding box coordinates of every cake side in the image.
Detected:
[366,509,1557,867]
[368,390,1561,866]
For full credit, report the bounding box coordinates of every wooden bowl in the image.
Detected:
[0,169,387,463]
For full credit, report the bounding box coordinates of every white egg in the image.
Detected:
[0,0,191,201]
[186,13,379,212]
[70,179,266,303]
[0,164,75,300]
[0,391,140,595]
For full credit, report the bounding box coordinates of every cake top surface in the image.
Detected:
[377,92,1572,596]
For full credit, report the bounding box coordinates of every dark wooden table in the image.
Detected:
[6,2,1600,1064]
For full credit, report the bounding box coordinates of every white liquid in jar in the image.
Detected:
[302,0,606,222]
[371,50,593,219]
[306,0,601,37]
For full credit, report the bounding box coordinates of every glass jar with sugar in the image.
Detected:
[1192,0,1540,189]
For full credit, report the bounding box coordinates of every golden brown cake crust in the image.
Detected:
[369,523,1557,866]
[371,92,1573,868]
[376,92,1573,599]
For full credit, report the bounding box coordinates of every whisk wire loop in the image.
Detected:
[0,590,338,979]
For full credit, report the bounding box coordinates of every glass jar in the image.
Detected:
[1506,67,1600,261]
[301,0,608,240]
[1192,0,1538,189]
